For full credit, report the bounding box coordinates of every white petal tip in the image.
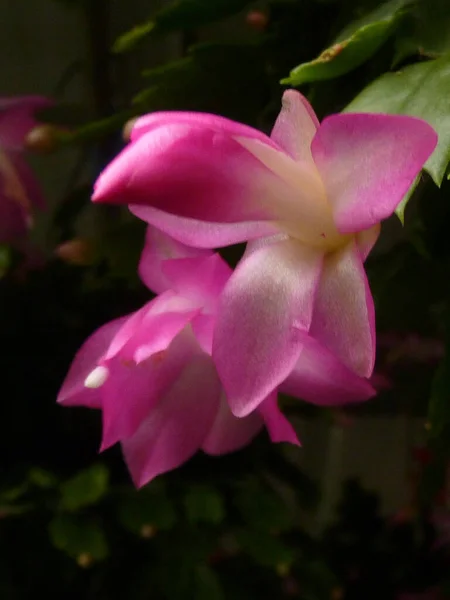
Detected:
[84,365,109,389]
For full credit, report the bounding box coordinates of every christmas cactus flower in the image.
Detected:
[57,228,298,486]
[58,227,376,485]
[93,91,437,417]
[0,96,51,242]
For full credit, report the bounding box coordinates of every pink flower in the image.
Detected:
[57,228,299,486]
[58,227,375,485]
[0,96,52,243]
[92,91,437,417]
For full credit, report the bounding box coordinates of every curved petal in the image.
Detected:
[162,253,231,312]
[310,242,375,377]
[258,392,300,445]
[138,226,209,294]
[93,122,306,227]
[270,90,319,162]
[130,204,277,248]
[213,237,323,417]
[202,392,263,455]
[191,313,215,355]
[105,291,199,363]
[100,328,197,449]
[121,352,221,487]
[0,96,52,149]
[130,111,274,144]
[280,333,376,405]
[311,113,438,232]
[57,316,128,408]
[356,224,380,262]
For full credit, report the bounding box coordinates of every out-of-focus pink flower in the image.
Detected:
[58,227,376,486]
[0,96,52,243]
[93,91,437,417]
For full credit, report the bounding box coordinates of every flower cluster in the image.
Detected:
[59,90,437,486]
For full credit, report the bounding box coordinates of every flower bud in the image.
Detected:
[123,118,138,142]
[246,10,268,31]
[55,238,94,266]
[77,553,93,568]
[25,124,63,154]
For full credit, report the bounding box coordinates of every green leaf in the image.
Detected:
[117,486,177,533]
[395,0,450,62]
[28,468,58,489]
[194,565,224,600]
[234,479,292,532]
[184,484,225,524]
[345,54,450,186]
[49,514,109,560]
[395,174,420,224]
[113,0,256,53]
[282,0,411,86]
[236,529,294,567]
[60,464,109,511]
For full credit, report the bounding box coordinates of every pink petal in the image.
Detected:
[310,242,375,377]
[0,96,53,149]
[138,226,210,294]
[162,253,231,312]
[213,236,323,417]
[311,113,438,232]
[130,111,273,144]
[202,392,263,455]
[100,328,197,449]
[93,120,299,225]
[356,224,380,262]
[57,316,128,408]
[258,392,300,445]
[121,352,221,487]
[105,291,199,363]
[191,313,215,354]
[130,204,277,248]
[281,333,376,405]
[0,151,45,241]
[270,90,319,162]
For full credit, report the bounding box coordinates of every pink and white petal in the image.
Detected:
[0,96,53,149]
[121,352,221,487]
[100,327,197,449]
[234,136,331,242]
[57,316,128,407]
[130,204,278,248]
[311,113,438,232]
[93,122,304,226]
[138,226,210,294]
[162,253,231,311]
[130,111,276,144]
[213,237,323,417]
[356,223,381,262]
[310,242,375,377]
[258,392,300,445]
[191,313,215,354]
[280,333,376,405]
[202,392,263,455]
[104,291,198,362]
[270,89,319,162]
